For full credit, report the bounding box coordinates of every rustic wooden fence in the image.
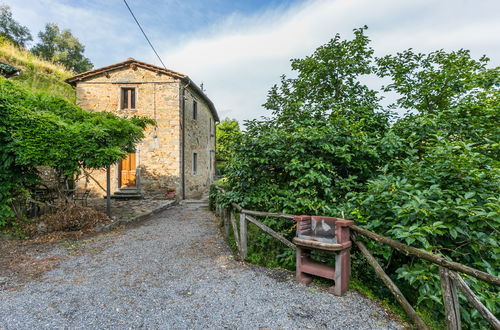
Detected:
[213,189,499,330]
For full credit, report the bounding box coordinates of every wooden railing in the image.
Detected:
[213,188,499,330]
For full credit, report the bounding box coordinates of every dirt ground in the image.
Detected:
[0,228,124,290]
[0,199,174,289]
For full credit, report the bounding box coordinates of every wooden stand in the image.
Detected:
[293,216,354,296]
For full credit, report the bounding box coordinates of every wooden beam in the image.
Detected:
[245,214,296,250]
[230,210,241,253]
[352,225,500,286]
[352,236,429,329]
[448,270,500,329]
[240,212,248,260]
[83,169,107,193]
[224,208,230,238]
[242,209,296,220]
[231,202,243,212]
[292,237,345,251]
[440,267,461,330]
[216,205,223,226]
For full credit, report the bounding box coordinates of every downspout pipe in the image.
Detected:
[180,82,187,199]
[214,121,217,179]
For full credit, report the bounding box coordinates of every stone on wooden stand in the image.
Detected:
[293,216,354,296]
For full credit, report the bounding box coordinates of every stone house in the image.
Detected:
[66,58,219,199]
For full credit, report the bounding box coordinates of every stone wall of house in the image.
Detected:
[74,65,182,198]
[183,86,216,199]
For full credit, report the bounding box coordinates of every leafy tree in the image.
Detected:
[377,49,498,114]
[0,5,32,47]
[264,26,386,130]
[32,23,93,73]
[226,26,389,214]
[345,60,499,325]
[0,78,154,225]
[218,27,499,328]
[216,118,241,162]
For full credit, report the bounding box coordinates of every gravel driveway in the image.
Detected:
[0,201,403,329]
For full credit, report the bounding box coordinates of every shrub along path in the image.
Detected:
[0,201,403,329]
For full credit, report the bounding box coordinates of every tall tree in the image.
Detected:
[216,118,241,162]
[218,27,499,328]
[377,49,497,113]
[32,23,93,73]
[0,5,32,47]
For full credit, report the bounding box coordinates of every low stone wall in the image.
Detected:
[87,198,177,232]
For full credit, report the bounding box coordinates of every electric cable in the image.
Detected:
[123,0,167,69]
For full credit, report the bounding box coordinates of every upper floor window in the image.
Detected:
[193,152,198,174]
[193,100,198,120]
[121,88,136,109]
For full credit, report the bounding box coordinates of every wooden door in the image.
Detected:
[120,153,136,188]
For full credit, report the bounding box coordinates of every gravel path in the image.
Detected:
[0,201,403,329]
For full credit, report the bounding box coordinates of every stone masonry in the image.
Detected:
[66,59,218,199]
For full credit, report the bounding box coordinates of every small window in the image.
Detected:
[193,152,198,174]
[121,88,136,109]
[193,100,198,120]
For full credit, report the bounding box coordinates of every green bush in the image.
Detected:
[217,27,499,328]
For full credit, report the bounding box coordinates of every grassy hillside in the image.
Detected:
[0,37,75,101]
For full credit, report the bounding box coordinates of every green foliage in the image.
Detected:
[220,27,499,328]
[208,178,230,210]
[216,118,242,161]
[32,23,93,73]
[0,36,75,100]
[0,5,32,48]
[0,79,154,225]
[215,118,242,175]
[377,49,498,114]
[226,27,389,214]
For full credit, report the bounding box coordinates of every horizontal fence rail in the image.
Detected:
[212,188,500,330]
[351,225,499,286]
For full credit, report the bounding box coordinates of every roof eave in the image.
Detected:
[65,58,219,122]
[183,77,219,122]
[65,58,186,86]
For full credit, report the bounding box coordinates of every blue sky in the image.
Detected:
[6,0,500,123]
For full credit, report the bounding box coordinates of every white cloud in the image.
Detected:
[6,0,500,124]
[8,0,151,64]
[161,0,500,123]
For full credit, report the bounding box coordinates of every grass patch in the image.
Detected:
[0,37,75,100]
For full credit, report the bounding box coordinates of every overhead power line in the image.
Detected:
[123,0,167,69]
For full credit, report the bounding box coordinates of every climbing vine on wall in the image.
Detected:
[0,79,154,226]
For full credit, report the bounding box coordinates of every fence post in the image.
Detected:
[230,210,241,253]
[240,212,247,260]
[224,208,230,238]
[216,205,222,225]
[440,267,461,330]
[448,270,500,329]
[352,235,428,329]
